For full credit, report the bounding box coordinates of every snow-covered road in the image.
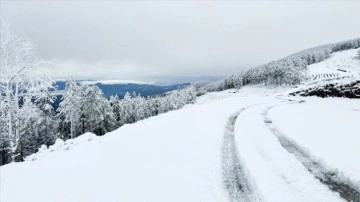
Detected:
[232,101,344,202]
[1,88,359,202]
[221,105,262,202]
[267,98,360,202]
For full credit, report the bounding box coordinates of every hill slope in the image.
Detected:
[2,86,359,202]
[307,48,360,81]
[2,46,360,202]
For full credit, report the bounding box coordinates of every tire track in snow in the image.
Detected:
[222,106,262,202]
[262,102,360,202]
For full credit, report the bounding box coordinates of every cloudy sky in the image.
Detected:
[1,1,360,84]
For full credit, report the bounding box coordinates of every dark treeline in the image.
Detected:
[201,38,360,92]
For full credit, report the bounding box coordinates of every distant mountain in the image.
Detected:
[54,81,190,98]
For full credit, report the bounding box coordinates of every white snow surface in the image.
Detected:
[234,104,344,202]
[268,97,360,189]
[307,48,360,81]
[0,90,254,202]
[1,87,358,202]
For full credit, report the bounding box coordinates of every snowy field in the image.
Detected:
[0,90,263,202]
[307,48,360,81]
[268,97,360,189]
[2,86,359,202]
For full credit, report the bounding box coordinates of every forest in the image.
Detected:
[201,38,360,92]
[0,22,196,165]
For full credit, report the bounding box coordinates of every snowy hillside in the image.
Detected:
[1,87,359,202]
[0,90,248,202]
[1,23,359,201]
[2,3,360,202]
[307,48,360,81]
[288,48,360,98]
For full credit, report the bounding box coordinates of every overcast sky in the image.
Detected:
[1,1,360,84]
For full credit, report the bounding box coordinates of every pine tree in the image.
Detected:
[158,95,171,114]
[58,80,82,139]
[14,98,41,161]
[110,95,122,126]
[80,84,116,135]
[133,94,147,122]
[147,96,160,116]
[119,92,135,125]
[35,89,58,147]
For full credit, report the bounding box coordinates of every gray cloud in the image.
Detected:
[1,1,360,83]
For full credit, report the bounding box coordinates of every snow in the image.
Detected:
[285,48,360,96]
[307,48,360,81]
[268,97,360,189]
[24,133,99,162]
[1,87,358,202]
[234,103,343,202]
[0,90,248,202]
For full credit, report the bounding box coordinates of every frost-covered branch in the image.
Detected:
[0,20,55,164]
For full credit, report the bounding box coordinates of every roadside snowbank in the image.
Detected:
[25,132,99,162]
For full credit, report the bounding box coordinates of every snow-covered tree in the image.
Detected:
[34,89,58,147]
[98,99,117,135]
[0,20,54,162]
[155,87,197,114]
[58,80,81,139]
[110,95,122,125]
[0,97,11,164]
[80,84,116,135]
[133,94,150,122]
[119,92,135,125]
[110,86,197,127]
[183,86,197,104]
[158,95,171,114]
[58,82,116,138]
[147,96,161,116]
[14,99,40,161]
